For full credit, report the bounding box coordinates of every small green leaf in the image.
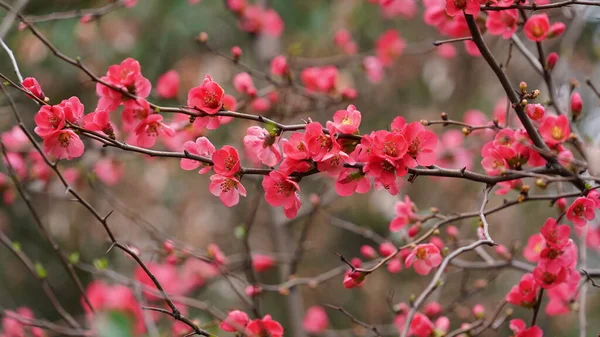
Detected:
[68,252,80,264]
[11,241,21,252]
[235,225,246,240]
[35,262,47,279]
[93,258,109,270]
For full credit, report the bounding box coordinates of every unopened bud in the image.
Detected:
[531,89,540,99]
[231,46,242,62]
[536,179,547,189]
[520,184,530,194]
[420,119,429,126]
[433,229,440,236]
[519,81,527,92]
[309,193,320,206]
[571,92,583,121]
[520,99,528,106]
[546,52,558,71]
[462,127,471,136]
[440,112,448,120]
[197,32,209,43]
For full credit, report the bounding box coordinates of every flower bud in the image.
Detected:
[408,223,421,237]
[472,304,485,319]
[163,240,175,254]
[549,22,566,38]
[231,46,242,62]
[546,52,558,71]
[197,32,209,43]
[571,92,583,120]
[519,81,527,92]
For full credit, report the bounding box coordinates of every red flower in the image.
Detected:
[262,170,301,218]
[506,273,539,307]
[212,145,241,177]
[405,243,442,275]
[566,197,596,227]
[187,75,225,114]
[375,29,406,66]
[42,130,84,160]
[246,315,284,337]
[156,70,180,99]
[445,0,480,16]
[220,310,249,332]
[134,114,175,148]
[209,174,247,207]
[524,14,550,42]
[303,306,329,333]
[22,77,45,101]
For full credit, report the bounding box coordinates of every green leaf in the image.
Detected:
[93,258,109,270]
[35,262,47,279]
[234,225,246,240]
[68,252,80,265]
[96,312,135,337]
[11,241,21,252]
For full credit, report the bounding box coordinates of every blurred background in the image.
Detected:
[0,0,599,336]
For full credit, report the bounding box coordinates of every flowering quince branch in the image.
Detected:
[2,0,600,336]
[323,304,382,337]
[399,240,494,337]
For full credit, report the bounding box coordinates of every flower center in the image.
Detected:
[551,126,563,140]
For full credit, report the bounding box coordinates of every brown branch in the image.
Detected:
[325,304,382,337]
[24,1,123,23]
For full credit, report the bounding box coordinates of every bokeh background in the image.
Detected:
[0,0,599,336]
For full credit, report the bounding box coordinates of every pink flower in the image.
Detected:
[375,30,406,66]
[423,302,442,318]
[330,105,361,134]
[252,254,275,272]
[379,242,396,257]
[343,270,366,288]
[238,6,284,37]
[525,104,545,121]
[549,22,566,38]
[58,96,84,126]
[243,126,282,167]
[405,243,442,275]
[96,58,151,112]
[571,92,583,114]
[363,56,384,83]
[436,130,472,169]
[233,72,257,96]
[436,44,457,59]
[262,171,301,218]
[220,310,250,332]
[566,197,595,227]
[84,110,115,137]
[485,9,518,39]
[303,306,329,333]
[212,145,241,177]
[123,0,138,8]
[506,273,539,307]
[547,52,559,70]
[445,0,479,16]
[34,105,65,138]
[180,137,216,174]
[360,245,378,259]
[335,169,370,196]
[187,75,225,114]
[2,307,44,337]
[246,315,284,337]
[156,70,180,99]
[121,98,151,131]
[94,158,124,185]
[22,77,45,101]
[270,56,289,76]
[533,264,568,289]
[83,281,145,335]
[523,233,546,263]
[409,313,434,337]
[539,114,570,146]
[540,217,571,248]
[403,122,438,167]
[207,243,228,265]
[300,66,338,93]
[1,126,28,152]
[509,319,543,337]
[524,14,550,42]
[390,195,417,231]
[42,130,84,160]
[134,114,175,148]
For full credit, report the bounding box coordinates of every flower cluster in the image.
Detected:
[508,218,580,317]
[220,310,284,337]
